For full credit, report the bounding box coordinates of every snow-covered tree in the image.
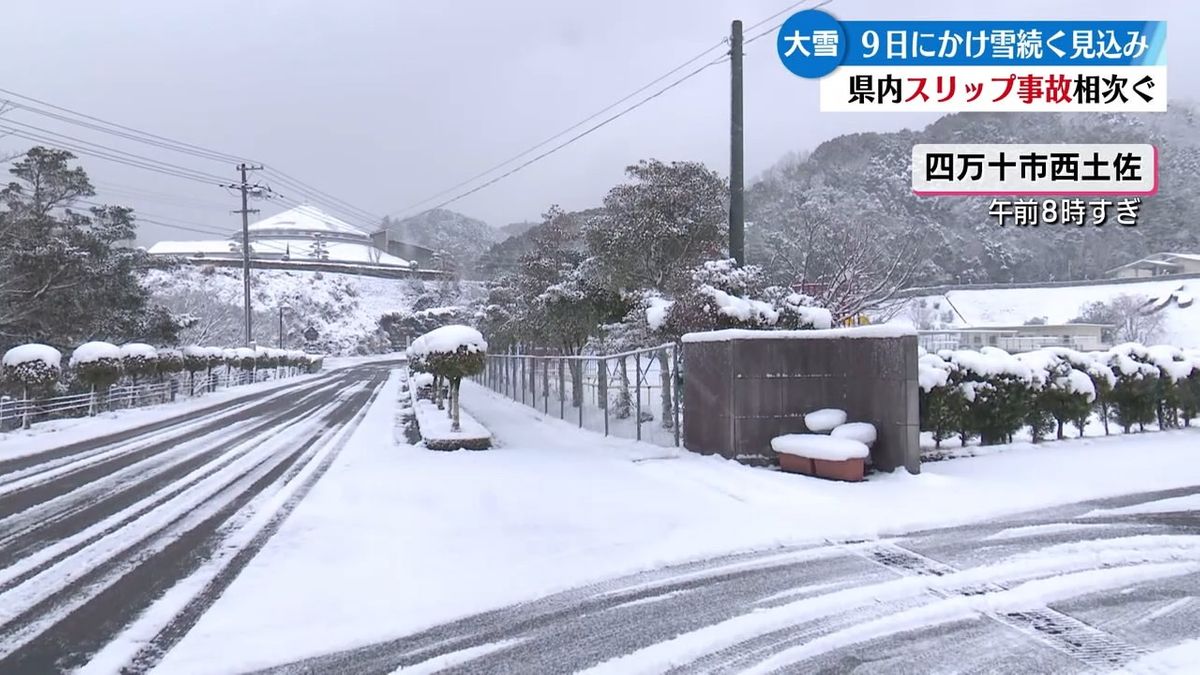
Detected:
[2,343,61,427]
[72,341,122,415]
[408,325,487,432]
[1071,294,1165,345]
[0,147,179,350]
[585,159,727,294]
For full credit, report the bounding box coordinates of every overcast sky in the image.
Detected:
[1,0,1195,243]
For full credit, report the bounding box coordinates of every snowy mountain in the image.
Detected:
[380,209,497,278]
[748,106,1200,286]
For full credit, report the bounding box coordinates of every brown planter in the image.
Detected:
[778,453,815,476]
[813,457,865,482]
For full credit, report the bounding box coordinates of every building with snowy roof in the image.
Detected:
[1106,252,1200,279]
[147,205,441,278]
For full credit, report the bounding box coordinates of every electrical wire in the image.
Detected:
[395,54,729,219]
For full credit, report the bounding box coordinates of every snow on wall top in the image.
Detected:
[70,341,121,366]
[3,344,62,368]
[682,324,917,343]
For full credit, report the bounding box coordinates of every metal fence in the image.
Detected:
[476,343,681,447]
[0,366,305,432]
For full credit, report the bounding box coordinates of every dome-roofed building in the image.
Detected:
[147,205,435,277]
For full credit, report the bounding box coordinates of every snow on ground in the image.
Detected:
[1117,637,1200,674]
[157,375,1200,674]
[0,372,331,461]
[1082,494,1200,519]
[902,278,1200,348]
[143,266,486,355]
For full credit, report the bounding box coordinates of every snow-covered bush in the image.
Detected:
[2,344,62,397]
[917,351,966,448]
[408,325,487,432]
[156,347,184,379]
[1017,349,1099,442]
[948,347,1033,445]
[234,347,256,372]
[181,345,210,391]
[120,343,159,386]
[660,259,831,338]
[71,342,123,402]
[1105,344,1161,433]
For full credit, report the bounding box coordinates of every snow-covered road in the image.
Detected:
[0,362,394,673]
[254,487,1200,674]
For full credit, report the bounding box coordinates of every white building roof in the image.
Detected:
[147,239,238,256]
[247,205,369,237]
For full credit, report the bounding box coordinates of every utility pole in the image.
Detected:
[729,19,745,266]
[278,306,284,349]
[228,163,263,347]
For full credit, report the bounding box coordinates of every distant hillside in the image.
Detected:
[381,209,497,278]
[748,106,1200,285]
[476,208,600,279]
[497,220,538,239]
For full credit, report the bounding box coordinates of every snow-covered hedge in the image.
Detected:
[120,343,160,384]
[71,341,123,390]
[918,342,1200,447]
[2,343,62,395]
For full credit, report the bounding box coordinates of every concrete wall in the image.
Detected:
[682,332,920,474]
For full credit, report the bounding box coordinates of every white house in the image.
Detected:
[147,205,415,269]
[1105,252,1200,279]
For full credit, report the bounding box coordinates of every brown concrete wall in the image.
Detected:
[682,333,920,474]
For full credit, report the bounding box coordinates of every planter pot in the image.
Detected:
[778,453,815,476]
[813,457,865,482]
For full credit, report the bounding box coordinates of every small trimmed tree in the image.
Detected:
[157,348,184,400]
[2,344,63,428]
[71,342,123,415]
[412,325,487,432]
[121,343,159,405]
[181,346,209,395]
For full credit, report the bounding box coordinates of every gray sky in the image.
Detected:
[1,0,1195,243]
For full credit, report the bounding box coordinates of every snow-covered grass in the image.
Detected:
[157,376,1200,674]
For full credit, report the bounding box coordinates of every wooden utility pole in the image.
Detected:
[729,19,745,266]
[230,163,263,346]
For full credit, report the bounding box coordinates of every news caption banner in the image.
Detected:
[775,11,1167,112]
[912,143,1156,227]
[776,11,1165,226]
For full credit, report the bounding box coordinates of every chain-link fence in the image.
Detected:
[476,344,681,447]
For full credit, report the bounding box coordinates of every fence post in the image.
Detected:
[673,345,681,447]
[577,360,583,428]
[558,358,565,419]
[528,355,536,405]
[599,356,609,436]
[542,358,549,413]
[635,351,642,441]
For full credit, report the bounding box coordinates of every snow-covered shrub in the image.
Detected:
[1145,345,1197,429]
[661,259,831,337]
[1017,349,1099,441]
[409,325,487,432]
[305,353,324,373]
[254,346,277,372]
[120,343,159,385]
[2,344,62,398]
[1105,344,1161,433]
[71,342,123,397]
[221,348,238,371]
[234,347,256,372]
[181,345,210,391]
[156,348,184,379]
[948,347,1033,445]
[917,351,966,448]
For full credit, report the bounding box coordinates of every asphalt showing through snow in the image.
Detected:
[256,484,1200,675]
[0,363,394,674]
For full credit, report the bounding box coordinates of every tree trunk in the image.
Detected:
[22,385,30,430]
[89,384,97,417]
[1056,419,1064,440]
[436,375,445,410]
[571,360,583,408]
[451,379,462,432]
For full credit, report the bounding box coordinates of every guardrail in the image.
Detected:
[0,366,307,432]
[476,344,681,447]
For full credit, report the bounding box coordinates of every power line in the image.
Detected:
[0,86,249,165]
[389,38,731,217]
[745,0,832,44]
[396,54,729,219]
[388,0,820,221]
[0,121,229,185]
